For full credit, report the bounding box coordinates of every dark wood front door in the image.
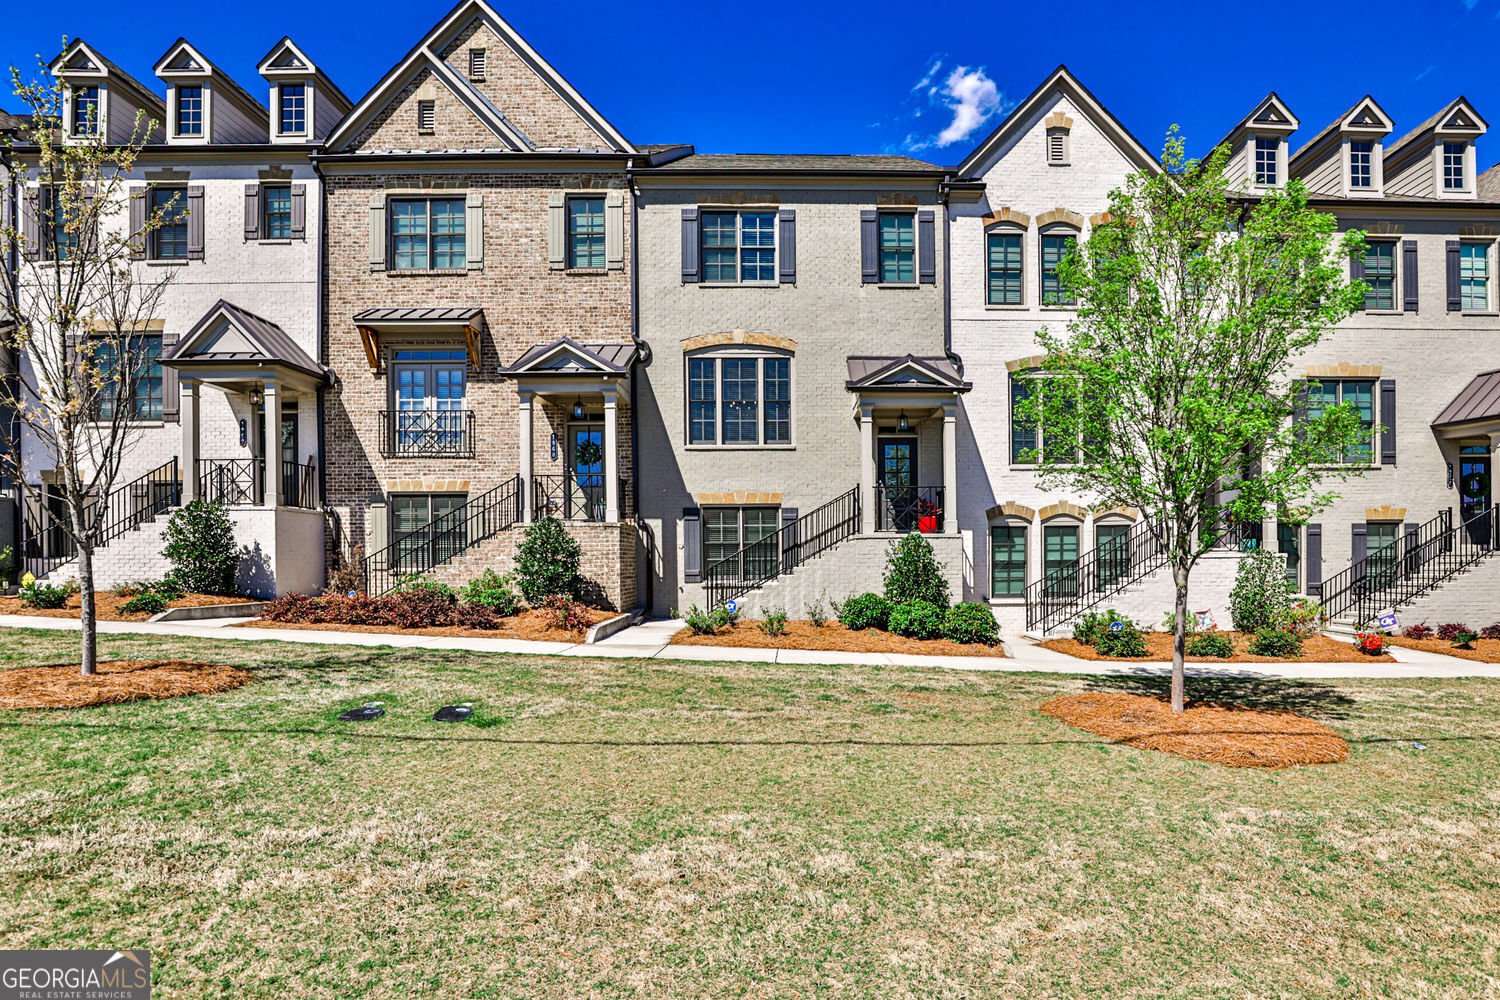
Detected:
[1460,452,1492,545]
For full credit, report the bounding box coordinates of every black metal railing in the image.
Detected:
[533,474,633,522]
[705,486,861,611]
[281,460,318,510]
[1322,505,1498,625]
[20,459,181,580]
[380,409,475,458]
[875,484,944,533]
[363,474,524,597]
[197,458,264,506]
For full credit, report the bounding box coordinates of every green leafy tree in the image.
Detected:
[514,515,581,603]
[163,500,239,595]
[1019,130,1371,711]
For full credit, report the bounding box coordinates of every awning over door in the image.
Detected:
[1433,368,1500,436]
[352,306,486,372]
[163,298,328,390]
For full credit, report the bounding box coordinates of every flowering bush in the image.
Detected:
[542,594,592,633]
[1353,631,1387,656]
[1481,623,1500,640]
[1277,599,1325,638]
[1402,621,1434,640]
[1436,622,1472,642]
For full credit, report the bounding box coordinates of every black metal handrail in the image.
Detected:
[197,458,264,506]
[281,460,318,510]
[705,486,861,611]
[363,474,523,597]
[533,474,632,521]
[875,484,944,533]
[380,409,475,458]
[20,459,180,580]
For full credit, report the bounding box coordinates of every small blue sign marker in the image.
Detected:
[725,599,738,614]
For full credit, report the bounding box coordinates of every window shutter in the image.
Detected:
[21,188,41,261]
[1291,384,1308,442]
[290,183,307,240]
[777,208,796,283]
[860,209,877,283]
[81,192,97,256]
[465,191,484,271]
[1446,240,1461,311]
[244,184,261,241]
[1402,239,1418,311]
[1349,250,1364,309]
[682,507,702,583]
[1304,523,1322,597]
[605,190,624,271]
[680,207,700,283]
[160,332,180,423]
[547,192,565,270]
[1351,523,1368,586]
[918,210,935,284]
[779,506,798,568]
[128,186,146,260]
[186,185,205,260]
[368,192,386,271]
[1379,378,1396,465]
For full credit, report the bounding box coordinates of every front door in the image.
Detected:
[1459,448,1492,545]
[877,436,918,531]
[566,423,604,520]
[280,408,300,505]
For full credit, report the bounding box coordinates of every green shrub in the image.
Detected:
[882,532,950,609]
[115,577,183,600]
[515,516,581,604]
[1187,631,1234,658]
[1248,627,1303,659]
[163,500,239,595]
[542,594,592,633]
[1073,609,1130,647]
[461,569,519,616]
[805,599,826,628]
[120,591,169,616]
[758,607,789,638]
[888,600,944,640]
[1228,549,1295,633]
[681,604,720,636]
[943,603,999,645]
[1094,617,1147,658]
[840,593,890,631]
[18,579,74,609]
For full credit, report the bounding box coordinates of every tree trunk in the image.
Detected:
[1171,564,1188,713]
[78,545,97,677]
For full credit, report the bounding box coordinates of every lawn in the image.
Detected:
[0,628,1496,999]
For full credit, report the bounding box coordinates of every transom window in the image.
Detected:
[176,85,203,136]
[1307,379,1374,464]
[567,196,605,269]
[263,185,292,240]
[986,231,1023,304]
[93,334,164,421]
[1040,233,1077,305]
[1363,241,1395,310]
[705,506,780,580]
[702,211,775,282]
[72,86,99,135]
[150,187,188,260]
[1443,142,1466,190]
[1349,140,1372,188]
[687,354,790,446]
[1460,242,1490,310]
[1254,137,1278,185]
[990,524,1026,597]
[879,211,915,283]
[390,198,465,270]
[279,84,306,134]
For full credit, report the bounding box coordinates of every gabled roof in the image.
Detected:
[1386,97,1488,162]
[152,39,267,118]
[1433,369,1500,428]
[1211,92,1299,153]
[48,39,165,117]
[1290,95,1393,165]
[166,300,326,381]
[256,37,354,113]
[845,355,971,392]
[957,65,1160,179]
[324,0,633,155]
[501,338,637,375]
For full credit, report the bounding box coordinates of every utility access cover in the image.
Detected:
[339,704,385,722]
[432,705,474,722]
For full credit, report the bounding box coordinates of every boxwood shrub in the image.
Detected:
[943,602,1000,645]
[840,593,890,631]
[888,600,944,640]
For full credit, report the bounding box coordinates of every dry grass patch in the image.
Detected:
[1041,630,1392,663]
[0,659,250,709]
[0,592,248,622]
[670,619,1006,657]
[1388,636,1500,663]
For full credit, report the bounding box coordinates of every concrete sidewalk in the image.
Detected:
[1,613,1497,679]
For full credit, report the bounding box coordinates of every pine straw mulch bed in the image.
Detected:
[668,619,1007,658]
[236,606,619,643]
[0,592,249,622]
[1386,636,1500,663]
[0,659,252,710]
[1038,630,1393,663]
[1040,692,1349,768]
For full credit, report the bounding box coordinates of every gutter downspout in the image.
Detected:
[625,157,653,615]
[1,148,18,565]
[311,156,329,514]
[940,173,962,379]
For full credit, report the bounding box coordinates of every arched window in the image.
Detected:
[985,223,1025,305]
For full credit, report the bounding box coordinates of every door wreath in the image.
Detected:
[574,439,603,467]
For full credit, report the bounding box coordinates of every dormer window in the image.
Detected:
[279,84,306,135]
[1443,141,1467,190]
[176,85,203,136]
[1254,137,1278,185]
[72,86,100,135]
[1349,140,1373,188]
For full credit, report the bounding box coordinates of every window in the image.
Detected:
[567,196,605,268]
[1095,522,1131,589]
[72,86,99,135]
[986,232,1023,304]
[686,354,791,446]
[47,190,79,261]
[176,85,203,136]
[1046,129,1068,164]
[1307,379,1374,464]
[705,506,780,580]
[278,83,306,135]
[1040,233,1077,305]
[468,48,486,80]
[93,334,163,421]
[1363,241,1396,310]
[701,211,775,282]
[390,348,467,454]
[390,494,467,568]
[1460,242,1490,310]
[879,212,915,283]
[1277,522,1300,590]
[1043,523,1080,598]
[1254,137,1278,185]
[990,524,1026,597]
[1349,140,1373,188]
[1011,373,1082,464]
[1366,521,1400,588]
[262,185,292,240]
[150,187,188,260]
[1443,141,1466,190]
[417,100,435,133]
[390,197,465,270]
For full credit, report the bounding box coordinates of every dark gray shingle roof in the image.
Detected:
[655,153,944,172]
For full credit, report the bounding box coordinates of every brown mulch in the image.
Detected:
[0,592,249,622]
[1387,636,1500,664]
[668,620,1007,658]
[236,607,619,642]
[0,659,252,710]
[1039,631,1393,663]
[1040,692,1349,768]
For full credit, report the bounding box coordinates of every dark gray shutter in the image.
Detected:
[1379,379,1396,465]
[860,209,878,283]
[1351,521,1368,574]
[1304,523,1322,597]
[682,507,702,583]
[779,506,798,568]
[1292,384,1308,442]
[244,184,261,240]
[918,210,935,283]
[1403,522,1419,574]
[160,331,179,423]
[1402,239,1418,311]
[186,186,205,260]
[778,208,796,284]
[1350,250,1364,309]
[1446,240,1461,311]
[21,188,41,261]
[290,184,306,240]
[81,192,97,256]
[129,186,146,260]
[680,208,700,283]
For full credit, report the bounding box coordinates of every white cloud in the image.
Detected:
[894,60,1006,152]
[932,65,1002,147]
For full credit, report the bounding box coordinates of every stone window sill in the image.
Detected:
[146,259,189,267]
[683,444,796,451]
[697,281,780,289]
[984,303,1028,311]
[384,268,470,277]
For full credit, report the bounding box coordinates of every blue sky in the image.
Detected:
[8,0,1500,167]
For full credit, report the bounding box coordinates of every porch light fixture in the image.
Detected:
[248,385,264,406]
[571,396,585,420]
[897,410,910,433]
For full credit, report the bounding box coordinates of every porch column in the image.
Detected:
[518,390,533,523]
[859,405,875,534]
[181,379,199,503]
[942,401,958,534]
[603,389,620,523]
[262,380,280,508]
